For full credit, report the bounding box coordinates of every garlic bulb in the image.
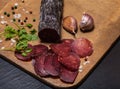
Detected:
[62,16,78,35]
[80,13,94,32]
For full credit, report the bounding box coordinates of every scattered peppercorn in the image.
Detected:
[22,0,25,3]
[18,19,21,22]
[84,58,88,61]
[7,13,10,17]
[25,17,28,20]
[11,7,14,10]
[13,18,16,22]
[33,19,36,22]
[6,24,8,26]
[14,6,17,9]
[24,20,26,22]
[29,11,32,14]
[4,12,7,15]
[12,11,15,15]
[21,22,24,25]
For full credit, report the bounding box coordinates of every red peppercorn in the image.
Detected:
[22,0,25,3]
[6,24,8,26]
[25,17,28,20]
[21,22,24,25]
[29,11,32,14]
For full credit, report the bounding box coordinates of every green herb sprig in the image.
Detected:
[1,23,38,56]
[4,26,17,39]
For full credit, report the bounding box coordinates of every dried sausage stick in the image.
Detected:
[38,0,63,43]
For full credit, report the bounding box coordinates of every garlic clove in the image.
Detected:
[62,16,78,35]
[80,13,94,32]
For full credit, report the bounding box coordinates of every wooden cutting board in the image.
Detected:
[0,0,120,88]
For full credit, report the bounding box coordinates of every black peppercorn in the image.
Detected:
[12,11,15,14]
[14,6,17,9]
[13,18,16,22]
[24,20,26,22]
[4,12,7,15]
[7,13,10,17]
[33,19,36,22]
[18,19,21,22]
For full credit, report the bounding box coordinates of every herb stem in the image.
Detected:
[0,31,4,35]
[0,47,15,52]
[13,22,21,30]
[0,32,4,38]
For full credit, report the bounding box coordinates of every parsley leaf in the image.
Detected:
[17,28,27,36]
[30,34,38,40]
[26,23,33,28]
[21,52,27,56]
[16,40,28,51]
[21,48,32,57]
[3,23,38,57]
[30,29,37,34]
[4,26,17,39]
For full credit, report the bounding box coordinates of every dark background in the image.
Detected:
[0,1,120,89]
[0,37,120,89]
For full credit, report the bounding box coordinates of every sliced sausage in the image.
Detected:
[60,66,78,83]
[34,53,49,77]
[50,42,72,57]
[61,39,74,45]
[14,44,33,61]
[72,38,93,58]
[32,44,48,57]
[44,50,60,76]
[58,52,80,71]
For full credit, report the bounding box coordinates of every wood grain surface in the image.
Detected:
[0,0,120,88]
[0,0,9,10]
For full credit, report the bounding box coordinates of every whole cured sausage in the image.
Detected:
[38,0,63,42]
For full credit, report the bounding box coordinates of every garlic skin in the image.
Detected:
[80,13,94,32]
[62,16,78,35]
